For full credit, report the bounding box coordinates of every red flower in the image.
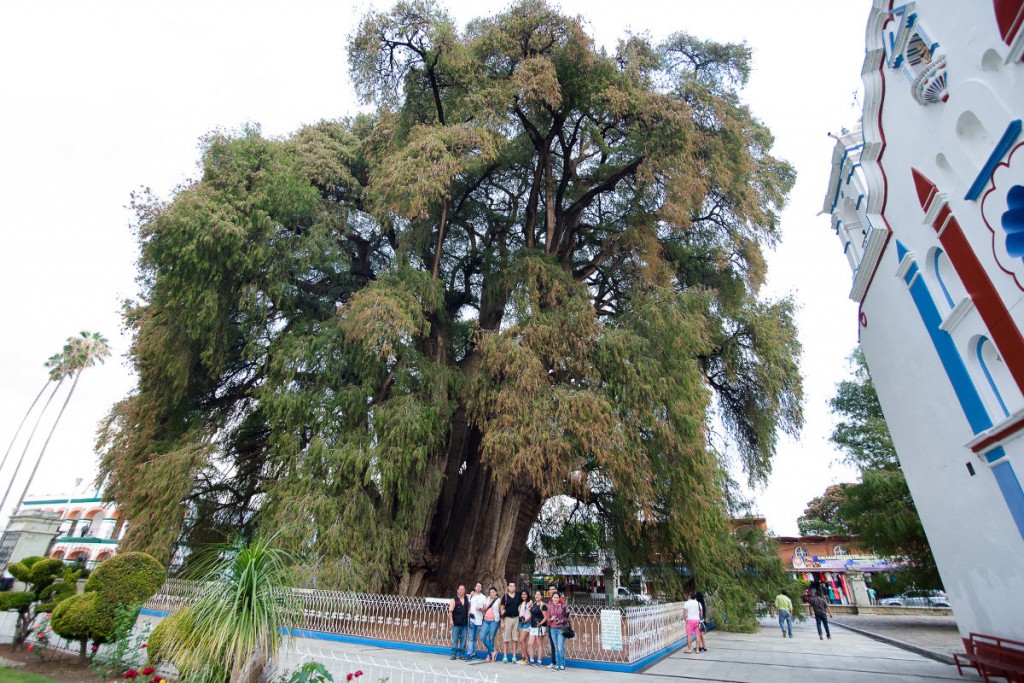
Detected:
[27,644,35,651]
[346,675,353,682]
[91,644,99,652]
[125,670,139,679]
[355,672,363,678]
[151,678,164,683]
[142,667,155,675]
[37,633,45,639]
[141,643,148,648]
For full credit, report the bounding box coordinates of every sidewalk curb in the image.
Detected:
[831,620,955,665]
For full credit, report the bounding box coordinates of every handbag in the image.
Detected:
[562,621,575,639]
[699,620,707,633]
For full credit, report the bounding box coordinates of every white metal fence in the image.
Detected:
[283,644,499,683]
[144,579,686,664]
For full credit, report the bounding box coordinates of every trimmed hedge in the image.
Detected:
[51,552,166,652]
[84,552,165,604]
[0,592,34,611]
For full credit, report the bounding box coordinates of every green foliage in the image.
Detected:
[99,0,802,622]
[829,348,898,471]
[84,552,166,604]
[279,662,334,683]
[50,552,165,658]
[1,556,72,646]
[156,537,297,682]
[796,484,852,536]
[36,568,80,613]
[91,603,151,677]
[825,348,940,588]
[0,592,35,611]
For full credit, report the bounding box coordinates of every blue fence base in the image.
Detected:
[139,608,684,673]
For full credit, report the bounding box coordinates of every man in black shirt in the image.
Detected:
[449,584,470,659]
[499,581,522,662]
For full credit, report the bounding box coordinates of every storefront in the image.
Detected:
[778,535,906,605]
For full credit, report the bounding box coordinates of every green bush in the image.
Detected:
[1,556,71,646]
[0,592,35,611]
[84,552,165,603]
[50,552,166,661]
[147,607,194,666]
[37,569,81,613]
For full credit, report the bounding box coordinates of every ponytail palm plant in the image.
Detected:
[165,536,298,683]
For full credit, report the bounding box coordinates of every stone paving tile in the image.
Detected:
[276,616,981,683]
[831,613,965,658]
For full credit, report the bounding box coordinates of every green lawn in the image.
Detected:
[0,665,60,682]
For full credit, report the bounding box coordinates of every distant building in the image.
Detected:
[823,1,1024,641]
[21,485,125,568]
[777,534,905,605]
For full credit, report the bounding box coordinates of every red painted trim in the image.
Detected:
[915,167,1024,392]
[979,141,1024,293]
[994,0,1024,45]
[970,412,1024,453]
[857,27,894,315]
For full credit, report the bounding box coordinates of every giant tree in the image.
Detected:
[98,0,801,621]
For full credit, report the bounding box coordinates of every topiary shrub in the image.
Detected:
[0,556,75,648]
[84,552,165,604]
[50,551,166,661]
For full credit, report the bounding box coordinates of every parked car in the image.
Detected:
[879,589,950,607]
[615,587,651,602]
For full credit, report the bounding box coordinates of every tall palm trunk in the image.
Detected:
[0,380,50,478]
[15,370,81,511]
[0,377,65,518]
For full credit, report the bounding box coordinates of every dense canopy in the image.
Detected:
[98,0,802,621]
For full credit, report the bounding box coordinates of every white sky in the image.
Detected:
[0,1,870,534]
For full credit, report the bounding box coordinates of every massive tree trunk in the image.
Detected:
[400,406,544,596]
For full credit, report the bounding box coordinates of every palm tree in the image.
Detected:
[167,536,298,683]
[11,332,111,514]
[0,349,75,519]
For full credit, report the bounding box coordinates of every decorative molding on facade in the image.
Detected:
[965,407,1024,454]
[851,225,890,302]
[911,56,948,105]
[896,249,917,281]
[939,297,975,333]
[966,119,1023,201]
[993,0,1024,60]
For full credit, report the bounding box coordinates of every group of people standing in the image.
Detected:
[448,581,571,670]
[774,588,835,640]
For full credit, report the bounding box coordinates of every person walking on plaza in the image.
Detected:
[775,589,794,638]
[516,589,532,665]
[467,581,487,660]
[808,588,833,640]
[527,589,548,666]
[499,581,523,662]
[481,586,501,661]
[450,584,470,660]
[867,586,877,605]
[546,590,571,671]
[683,592,703,654]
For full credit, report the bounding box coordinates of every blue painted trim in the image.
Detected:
[856,193,865,210]
[991,461,1024,540]
[933,249,955,309]
[844,240,852,254]
[983,446,1007,464]
[965,120,1023,201]
[138,611,685,673]
[900,249,993,434]
[977,338,1011,418]
[24,498,103,505]
[829,144,865,212]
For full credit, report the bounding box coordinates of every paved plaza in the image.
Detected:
[277,616,980,683]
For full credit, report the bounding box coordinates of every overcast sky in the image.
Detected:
[0,1,870,535]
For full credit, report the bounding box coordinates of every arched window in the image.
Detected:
[977,337,1013,418]
[794,546,809,558]
[834,546,849,556]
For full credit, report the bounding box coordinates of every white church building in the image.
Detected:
[824,0,1024,642]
